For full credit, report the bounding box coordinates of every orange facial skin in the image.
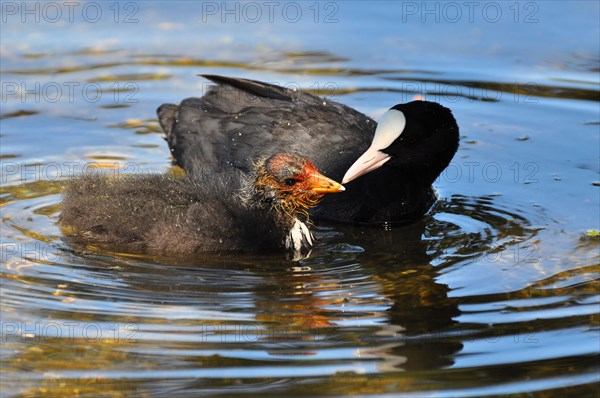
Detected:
[253,153,344,220]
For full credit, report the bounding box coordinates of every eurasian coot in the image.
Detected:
[60,153,344,257]
[158,75,459,225]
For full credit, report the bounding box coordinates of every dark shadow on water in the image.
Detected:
[49,194,543,373]
[310,194,541,370]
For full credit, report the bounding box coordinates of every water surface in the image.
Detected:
[1,2,599,397]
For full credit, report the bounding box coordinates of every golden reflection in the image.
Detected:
[255,270,336,333]
[107,119,162,135]
[4,338,152,398]
[1,180,65,206]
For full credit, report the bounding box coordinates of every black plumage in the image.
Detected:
[158,75,459,225]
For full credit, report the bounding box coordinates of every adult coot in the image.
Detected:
[158,75,459,225]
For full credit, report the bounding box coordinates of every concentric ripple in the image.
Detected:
[2,182,597,397]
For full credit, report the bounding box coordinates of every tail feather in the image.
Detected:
[200,74,293,101]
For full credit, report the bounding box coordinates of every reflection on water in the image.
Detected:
[1,1,599,397]
[2,186,598,396]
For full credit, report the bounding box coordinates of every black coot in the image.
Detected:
[158,75,459,225]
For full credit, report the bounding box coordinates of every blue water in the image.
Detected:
[1,1,599,397]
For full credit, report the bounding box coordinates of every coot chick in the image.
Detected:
[59,153,344,257]
[158,75,459,226]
